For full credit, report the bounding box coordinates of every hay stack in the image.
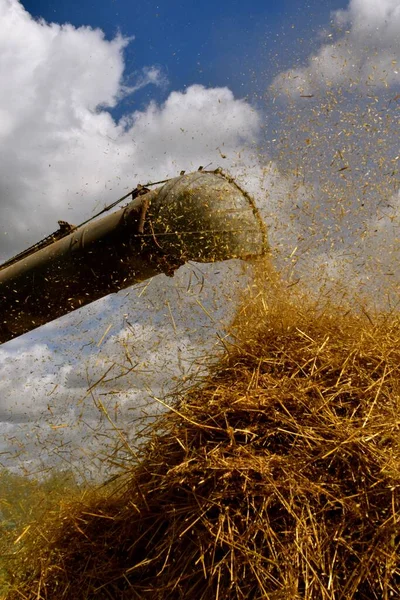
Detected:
[5,295,400,599]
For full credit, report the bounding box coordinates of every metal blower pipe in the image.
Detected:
[0,171,267,345]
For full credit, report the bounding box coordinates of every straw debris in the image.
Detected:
[4,289,400,599]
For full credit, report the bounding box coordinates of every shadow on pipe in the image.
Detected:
[0,170,268,345]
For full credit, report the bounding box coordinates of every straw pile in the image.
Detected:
[5,285,400,599]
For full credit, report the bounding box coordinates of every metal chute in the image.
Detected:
[0,170,267,344]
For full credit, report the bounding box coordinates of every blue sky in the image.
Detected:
[21,0,348,111]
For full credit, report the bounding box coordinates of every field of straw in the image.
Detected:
[3,262,400,599]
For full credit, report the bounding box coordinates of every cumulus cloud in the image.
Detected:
[0,0,268,471]
[271,0,400,98]
[3,0,400,473]
[0,0,261,261]
[0,342,56,420]
[0,253,259,470]
[0,317,204,468]
[265,0,400,304]
[0,255,255,420]
[314,188,400,304]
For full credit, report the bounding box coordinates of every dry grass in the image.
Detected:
[4,263,400,599]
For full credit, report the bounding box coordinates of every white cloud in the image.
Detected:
[125,66,168,94]
[264,0,400,304]
[0,0,268,472]
[3,0,400,473]
[0,0,261,261]
[0,342,61,420]
[271,0,400,98]
[334,189,400,301]
[0,254,259,472]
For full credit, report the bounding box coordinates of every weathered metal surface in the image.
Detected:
[0,170,268,344]
[148,171,267,262]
